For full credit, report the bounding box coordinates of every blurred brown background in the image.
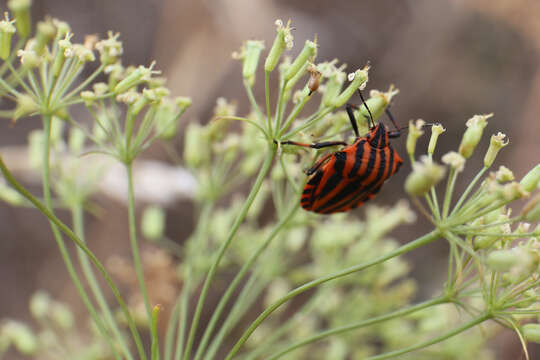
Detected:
[1,0,539,358]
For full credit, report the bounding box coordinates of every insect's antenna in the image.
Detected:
[398,122,441,132]
[385,109,400,132]
[357,89,375,128]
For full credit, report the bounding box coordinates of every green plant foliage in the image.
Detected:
[0,3,539,360]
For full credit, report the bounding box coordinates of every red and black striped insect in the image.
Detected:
[281,91,403,214]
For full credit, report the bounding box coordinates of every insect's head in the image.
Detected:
[366,123,389,148]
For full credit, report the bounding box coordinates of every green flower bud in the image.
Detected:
[486,249,520,271]
[520,164,540,192]
[428,124,445,155]
[3,321,37,355]
[141,205,165,241]
[130,88,155,116]
[0,183,25,205]
[523,194,540,222]
[497,182,529,201]
[459,113,491,159]
[356,86,399,122]
[13,93,39,122]
[523,324,540,343]
[240,40,264,86]
[73,43,95,63]
[114,62,159,94]
[51,32,73,76]
[484,132,508,167]
[474,234,498,250]
[35,19,56,53]
[51,302,74,329]
[264,19,293,72]
[175,96,192,110]
[154,99,178,140]
[116,90,141,105]
[80,90,96,106]
[7,0,31,39]
[495,165,514,182]
[406,119,425,158]
[52,19,70,38]
[285,39,317,81]
[0,13,16,60]
[16,48,40,69]
[207,98,236,141]
[473,224,510,250]
[68,126,86,153]
[105,62,124,89]
[442,151,465,172]
[405,157,446,196]
[184,122,210,168]
[333,66,369,108]
[95,31,123,65]
[92,82,109,96]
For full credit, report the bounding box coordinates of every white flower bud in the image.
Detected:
[442,151,465,172]
[405,156,446,196]
[406,119,425,158]
[459,113,492,158]
[484,132,508,167]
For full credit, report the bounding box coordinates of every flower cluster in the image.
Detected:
[1,5,539,360]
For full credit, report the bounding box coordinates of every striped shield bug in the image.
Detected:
[281,91,403,214]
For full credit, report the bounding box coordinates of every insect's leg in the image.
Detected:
[280,140,347,149]
[358,89,375,128]
[345,104,360,138]
[305,152,334,175]
[385,109,401,138]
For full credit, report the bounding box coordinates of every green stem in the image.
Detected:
[282,106,333,140]
[216,115,268,137]
[59,64,105,107]
[182,148,277,360]
[72,203,134,360]
[0,154,148,360]
[243,78,265,127]
[194,203,299,360]
[279,92,310,137]
[267,296,450,360]
[264,71,273,135]
[151,306,161,360]
[450,200,508,228]
[450,167,488,216]
[273,78,286,137]
[0,75,24,97]
[38,115,122,360]
[364,313,491,360]
[454,216,522,231]
[164,294,181,360]
[242,289,323,360]
[7,63,38,100]
[224,230,441,359]
[442,168,457,219]
[204,271,267,360]
[174,266,192,360]
[125,162,154,328]
[430,187,441,221]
